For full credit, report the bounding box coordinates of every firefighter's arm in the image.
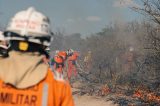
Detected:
[61,82,75,106]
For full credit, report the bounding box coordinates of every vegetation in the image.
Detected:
[50,0,160,104]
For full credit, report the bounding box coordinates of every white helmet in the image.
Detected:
[4,7,53,46]
[69,49,74,53]
[55,50,59,54]
[66,49,74,56]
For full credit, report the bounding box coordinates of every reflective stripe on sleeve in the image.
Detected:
[42,83,49,106]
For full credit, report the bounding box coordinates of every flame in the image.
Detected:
[98,85,110,96]
[133,90,143,99]
[133,89,160,103]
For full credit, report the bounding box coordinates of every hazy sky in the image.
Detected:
[0,0,142,36]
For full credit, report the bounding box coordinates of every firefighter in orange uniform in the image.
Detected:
[67,50,79,80]
[51,51,68,79]
[0,7,74,106]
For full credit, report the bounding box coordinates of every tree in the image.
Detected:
[132,0,160,25]
[132,0,160,90]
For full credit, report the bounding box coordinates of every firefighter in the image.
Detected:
[0,31,9,57]
[67,50,79,80]
[52,51,67,80]
[0,7,74,106]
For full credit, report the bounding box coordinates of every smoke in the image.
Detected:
[113,21,140,49]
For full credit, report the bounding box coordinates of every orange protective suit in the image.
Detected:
[0,69,74,106]
[67,52,79,80]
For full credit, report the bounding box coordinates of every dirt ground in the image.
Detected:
[73,95,119,106]
[72,82,119,106]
